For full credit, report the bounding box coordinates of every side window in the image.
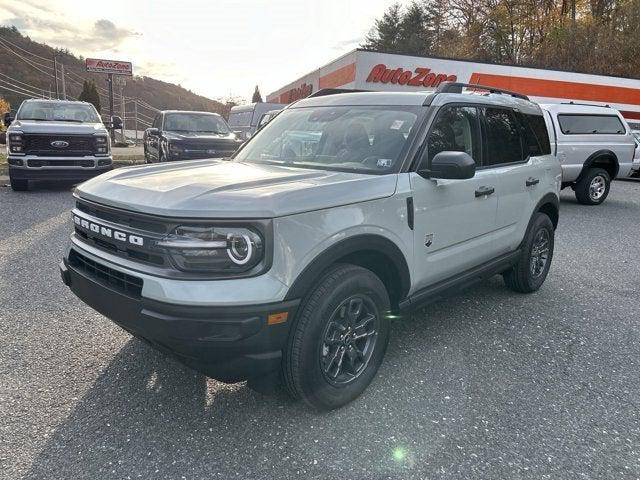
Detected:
[152,114,161,129]
[484,108,524,166]
[520,113,551,157]
[425,106,480,166]
[557,114,626,135]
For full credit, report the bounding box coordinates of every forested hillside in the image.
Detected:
[363,0,640,78]
[0,25,225,118]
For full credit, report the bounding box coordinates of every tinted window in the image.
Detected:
[558,114,625,134]
[521,113,551,156]
[164,113,230,134]
[426,106,480,165]
[484,108,523,166]
[152,114,161,129]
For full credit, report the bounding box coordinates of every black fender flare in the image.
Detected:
[529,192,560,232]
[284,234,411,303]
[577,149,619,182]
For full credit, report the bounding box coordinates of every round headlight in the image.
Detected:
[227,234,253,265]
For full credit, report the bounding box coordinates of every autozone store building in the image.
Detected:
[267,49,640,127]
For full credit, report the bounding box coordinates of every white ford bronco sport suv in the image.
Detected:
[60,83,561,410]
[540,103,637,205]
[5,99,115,191]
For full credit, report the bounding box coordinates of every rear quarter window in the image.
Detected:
[558,114,626,135]
[521,113,551,156]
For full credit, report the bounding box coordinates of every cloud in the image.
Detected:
[0,0,138,53]
[332,36,365,51]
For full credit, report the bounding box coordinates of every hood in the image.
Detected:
[165,131,238,142]
[75,160,398,219]
[8,120,107,135]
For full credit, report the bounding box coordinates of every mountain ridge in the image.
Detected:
[0,25,226,122]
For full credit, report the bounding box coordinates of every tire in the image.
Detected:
[503,212,554,293]
[574,168,610,205]
[10,176,28,191]
[283,264,390,410]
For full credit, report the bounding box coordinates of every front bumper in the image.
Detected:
[9,156,113,181]
[60,253,299,383]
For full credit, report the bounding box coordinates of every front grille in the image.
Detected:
[76,201,168,234]
[24,134,94,157]
[69,249,143,297]
[28,159,95,167]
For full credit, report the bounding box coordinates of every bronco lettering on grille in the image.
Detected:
[73,214,144,246]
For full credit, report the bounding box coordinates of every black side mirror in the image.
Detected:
[111,115,123,130]
[419,151,476,180]
[3,112,14,127]
[146,127,160,136]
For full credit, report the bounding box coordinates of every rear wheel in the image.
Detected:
[574,167,610,205]
[9,176,28,191]
[283,264,390,410]
[504,212,554,293]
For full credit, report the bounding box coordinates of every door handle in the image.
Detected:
[526,177,540,187]
[475,186,495,197]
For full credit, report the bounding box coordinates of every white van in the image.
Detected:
[541,103,638,204]
[228,102,284,140]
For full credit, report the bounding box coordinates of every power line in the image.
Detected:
[0,34,55,63]
[0,78,46,97]
[0,39,55,77]
[0,72,49,93]
[0,83,46,98]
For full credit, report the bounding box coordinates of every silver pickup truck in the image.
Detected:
[541,103,640,204]
[5,99,116,191]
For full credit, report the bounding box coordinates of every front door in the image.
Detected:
[410,105,499,291]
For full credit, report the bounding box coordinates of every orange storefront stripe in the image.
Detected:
[319,63,357,89]
[469,73,640,107]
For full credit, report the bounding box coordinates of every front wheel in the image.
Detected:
[503,212,554,293]
[283,264,390,410]
[574,168,611,205]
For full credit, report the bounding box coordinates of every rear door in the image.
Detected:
[146,113,162,160]
[409,104,500,290]
[480,107,548,254]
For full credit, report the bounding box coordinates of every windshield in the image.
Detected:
[164,113,230,134]
[233,106,420,174]
[17,101,101,123]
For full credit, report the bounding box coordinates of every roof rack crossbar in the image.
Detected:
[435,82,530,101]
[562,101,611,108]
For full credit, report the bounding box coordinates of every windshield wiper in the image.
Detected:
[194,130,228,134]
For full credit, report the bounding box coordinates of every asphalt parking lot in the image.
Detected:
[1,180,639,480]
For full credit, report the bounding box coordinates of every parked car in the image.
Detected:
[256,109,280,130]
[5,99,116,191]
[540,103,636,204]
[60,83,561,410]
[228,102,284,140]
[630,130,640,177]
[143,110,242,163]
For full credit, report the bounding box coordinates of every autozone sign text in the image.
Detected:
[85,58,133,76]
[366,63,457,88]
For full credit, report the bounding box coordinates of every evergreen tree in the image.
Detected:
[362,3,403,51]
[252,85,263,103]
[79,80,101,113]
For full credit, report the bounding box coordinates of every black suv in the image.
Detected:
[143,110,242,163]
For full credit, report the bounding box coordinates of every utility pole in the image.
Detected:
[60,64,66,100]
[134,99,138,145]
[120,84,126,143]
[107,73,114,142]
[53,54,59,99]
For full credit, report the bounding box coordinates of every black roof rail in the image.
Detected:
[562,101,611,108]
[307,88,368,98]
[435,82,530,101]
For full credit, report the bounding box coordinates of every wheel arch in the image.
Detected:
[577,150,619,182]
[532,192,559,230]
[284,234,411,309]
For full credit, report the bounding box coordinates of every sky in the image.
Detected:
[0,0,410,102]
